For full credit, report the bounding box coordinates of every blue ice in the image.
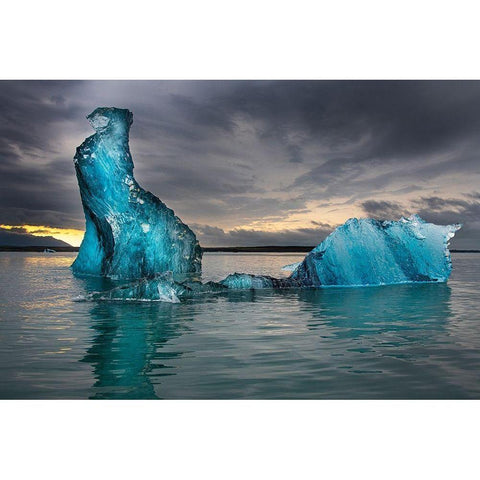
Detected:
[72,108,202,279]
[70,108,461,301]
[289,215,461,286]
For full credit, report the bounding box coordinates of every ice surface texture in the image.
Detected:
[75,272,227,303]
[220,273,301,289]
[290,215,461,286]
[72,108,202,279]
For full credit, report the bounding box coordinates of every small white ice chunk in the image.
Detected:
[88,114,110,131]
[281,261,302,271]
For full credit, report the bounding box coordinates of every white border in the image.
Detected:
[1,400,479,479]
[2,1,480,79]
[2,1,480,478]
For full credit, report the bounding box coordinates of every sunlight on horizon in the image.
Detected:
[0,225,85,247]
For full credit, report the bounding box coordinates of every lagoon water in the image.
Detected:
[0,251,479,399]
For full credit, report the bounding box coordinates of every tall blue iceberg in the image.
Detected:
[72,107,202,279]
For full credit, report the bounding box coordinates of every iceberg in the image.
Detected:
[75,272,227,303]
[222,216,461,290]
[72,107,202,279]
[68,107,461,301]
[77,215,461,302]
[289,215,461,286]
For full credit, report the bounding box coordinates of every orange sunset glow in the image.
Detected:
[0,225,85,247]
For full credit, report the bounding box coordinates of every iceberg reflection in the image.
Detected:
[81,302,192,399]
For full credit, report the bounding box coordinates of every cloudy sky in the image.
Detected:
[0,80,479,248]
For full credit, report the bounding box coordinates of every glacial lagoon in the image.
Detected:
[1,251,480,399]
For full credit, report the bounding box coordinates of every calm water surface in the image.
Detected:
[1,252,479,399]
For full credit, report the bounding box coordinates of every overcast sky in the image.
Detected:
[0,80,479,247]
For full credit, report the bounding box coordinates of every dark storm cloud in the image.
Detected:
[205,81,480,166]
[411,195,480,249]
[0,155,83,228]
[0,81,88,229]
[359,193,480,249]
[311,220,333,228]
[412,195,480,223]
[191,223,335,247]
[412,196,479,213]
[0,80,479,246]
[361,200,407,219]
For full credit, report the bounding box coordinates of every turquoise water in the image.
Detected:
[0,252,479,399]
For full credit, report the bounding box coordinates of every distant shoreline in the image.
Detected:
[1,245,479,253]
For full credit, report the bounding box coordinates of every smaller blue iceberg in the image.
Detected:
[220,215,461,290]
[289,215,461,287]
